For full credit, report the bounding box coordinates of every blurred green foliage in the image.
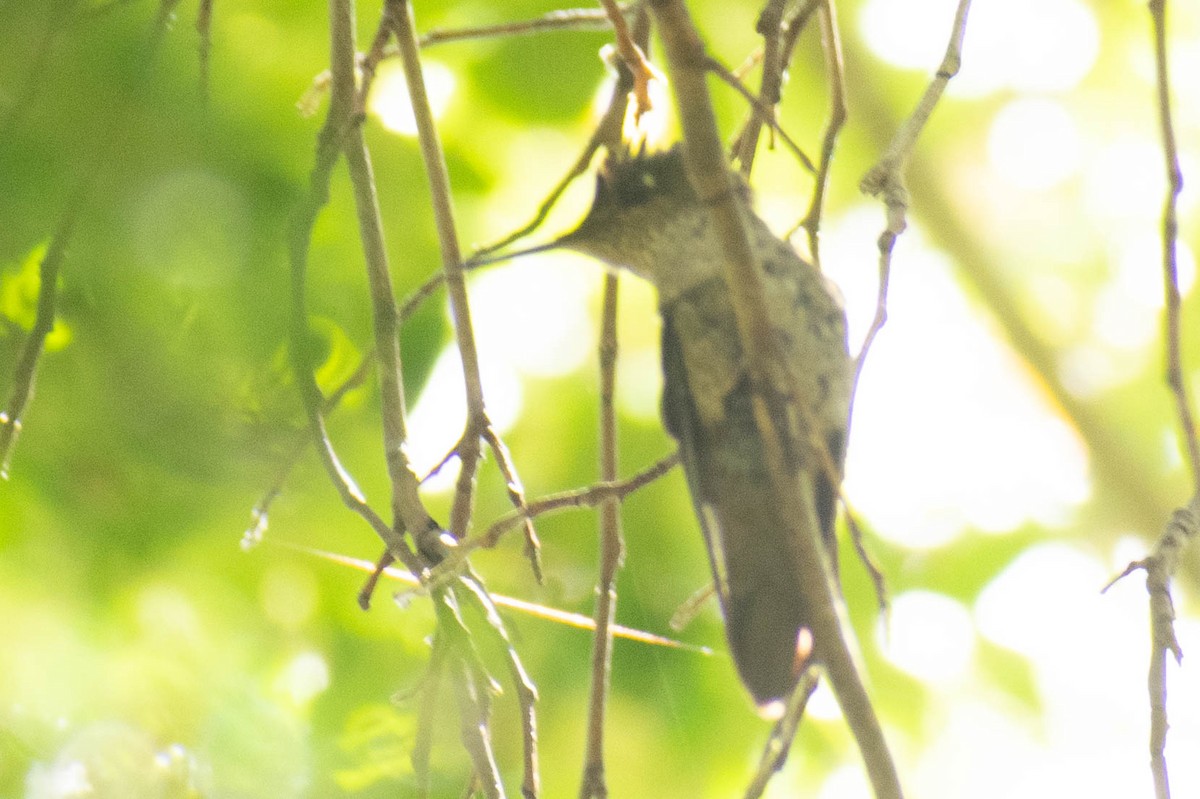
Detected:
[2,1,1198,798]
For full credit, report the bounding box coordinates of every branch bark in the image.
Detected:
[285,0,421,572]
[580,273,624,799]
[1149,0,1200,496]
[856,0,972,403]
[646,1,903,796]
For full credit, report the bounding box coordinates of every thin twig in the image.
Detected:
[358,6,398,115]
[301,4,634,116]
[0,192,84,479]
[368,10,545,794]
[387,0,489,543]
[647,1,902,796]
[468,156,595,259]
[668,582,714,631]
[581,272,625,799]
[1133,3,1198,795]
[743,669,821,799]
[1104,494,1199,799]
[797,0,847,269]
[779,0,822,64]
[598,0,659,118]
[420,6,625,48]
[1145,505,1195,799]
[857,0,972,400]
[469,39,637,260]
[437,593,505,799]
[705,56,816,174]
[578,13,647,793]
[250,249,448,564]
[2,0,186,475]
[483,425,544,582]
[357,548,394,610]
[311,4,633,111]
[457,576,541,799]
[398,0,549,578]
[340,12,440,562]
[1149,0,1200,496]
[482,452,679,549]
[774,0,826,248]
[399,270,448,318]
[417,452,678,597]
[843,505,888,615]
[731,0,787,174]
[286,0,420,573]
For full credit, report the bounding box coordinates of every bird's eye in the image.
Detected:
[615,168,658,207]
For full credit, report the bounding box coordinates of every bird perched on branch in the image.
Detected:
[480,145,851,713]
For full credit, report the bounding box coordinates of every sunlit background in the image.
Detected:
[1,0,1199,797]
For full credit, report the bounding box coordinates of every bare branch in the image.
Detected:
[1109,5,1200,796]
[1105,494,1199,799]
[856,0,972,404]
[420,6,625,48]
[1146,511,1192,799]
[457,576,541,799]
[387,0,489,542]
[438,597,505,799]
[731,0,787,174]
[581,273,625,799]
[418,452,678,596]
[647,1,902,795]
[358,6,398,115]
[399,270,448,319]
[743,669,820,799]
[598,0,659,118]
[578,13,648,791]
[705,56,816,174]
[778,0,822,64]
[285,0,420,573]
[1149,0,1200,495]
[481,452,678,550]
[796,1,847,268]
[483,425,544,582]
[469,34,638,260]
[340,35,440,561]
[2,0,191,475]
[843,503,888,615]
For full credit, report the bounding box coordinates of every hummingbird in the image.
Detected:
[480,146,852,712]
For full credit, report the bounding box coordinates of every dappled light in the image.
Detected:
[2,0,1199,797]
[370,60,456,136]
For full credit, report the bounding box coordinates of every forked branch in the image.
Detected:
[856,0,972,399]
[647,1,902,796]
[1108,4,1200,798]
